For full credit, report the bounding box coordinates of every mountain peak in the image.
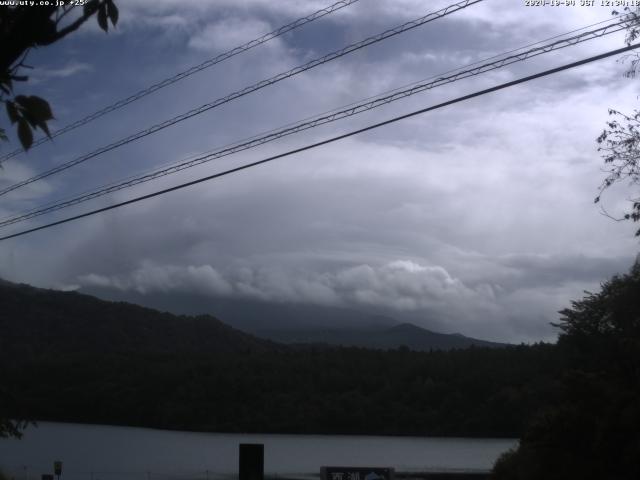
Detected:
[387,322,432,334]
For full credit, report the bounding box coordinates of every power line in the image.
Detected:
[318,14,629,114]
[5,13,627,222]
[0,0,483,198]
[0,13,617,225]
[0,16,627,226]
[0,0,362,163]
[0,16,628,228]
[9,17,628,232]
[1,43,637,243]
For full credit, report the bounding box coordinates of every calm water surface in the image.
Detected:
[0,422,517,479]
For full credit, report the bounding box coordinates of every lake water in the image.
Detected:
[0,422,517,480]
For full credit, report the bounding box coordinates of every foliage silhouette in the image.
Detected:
[492,262,640,479]
[0,1,118,151]
[595,7,640,234]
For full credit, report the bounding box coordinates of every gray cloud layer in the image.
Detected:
[1,0,638,343]
[76,251,629,342]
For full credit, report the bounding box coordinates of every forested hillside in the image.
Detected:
[1,280,560,438]
[0,280,276,356]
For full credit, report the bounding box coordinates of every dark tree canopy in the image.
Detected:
[0,281,561,439]
[492,261,640,480]
[0,0,118,151]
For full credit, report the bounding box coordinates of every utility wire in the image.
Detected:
[0,15,624,226]
[1,43,638,242]
[0,14,632,228]
[315,13,629,115]
[0,16,628,229]
[0,0,362,163]
[5,12,628,226]
[0,0,483,198]
[0,16,626,226]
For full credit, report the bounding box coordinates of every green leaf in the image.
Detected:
[22,95,53,121]
[14,95,28,109]
[17,118,33,150]
[107,0,119,26]
[97,3,109,32]
[6,101,20,124]
[15,97,39,129]
[38,119,51,138]
[14,96,53,138]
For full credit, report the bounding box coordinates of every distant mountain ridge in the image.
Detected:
[256,322,506,350]
[79,286,398,331]
[0,279,505,356]
[81,285,506,351]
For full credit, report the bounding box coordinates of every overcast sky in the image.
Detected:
[1,0,639,342]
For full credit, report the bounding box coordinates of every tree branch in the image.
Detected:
[36,2,103,46]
